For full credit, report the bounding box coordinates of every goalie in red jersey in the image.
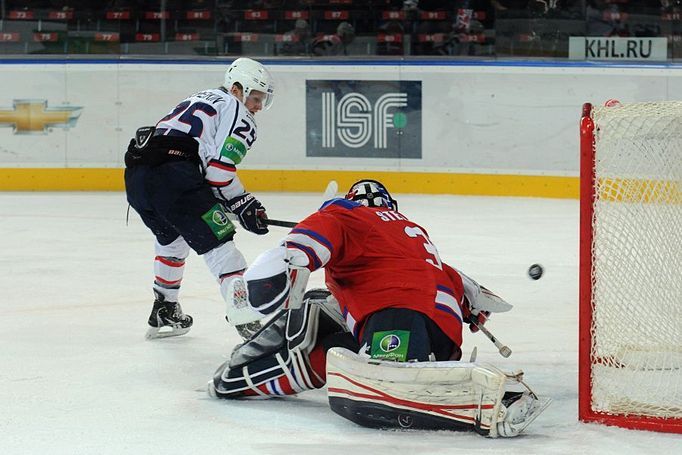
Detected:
[211,179,550,438]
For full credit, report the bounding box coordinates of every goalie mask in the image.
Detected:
[223,58,275,110]
[345,179,398,211]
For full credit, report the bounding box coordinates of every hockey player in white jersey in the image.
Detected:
[124,57,274,340]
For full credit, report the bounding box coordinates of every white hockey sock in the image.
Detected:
[153,237,190,302]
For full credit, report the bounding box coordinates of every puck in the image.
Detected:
[528,264,544,280]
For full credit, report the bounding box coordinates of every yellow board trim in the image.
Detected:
[0,168,579,198]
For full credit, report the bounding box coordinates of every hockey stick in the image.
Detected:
[263,218,297,228]
[321,180,339,201]
[259,180,339,229]
[472,321,512,358]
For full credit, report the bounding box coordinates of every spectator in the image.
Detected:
[311,21,355,56]
[279,18,311,55]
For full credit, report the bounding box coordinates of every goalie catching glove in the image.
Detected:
[462,297,490,333]
[226,192,268,235]
[455,267,512,332]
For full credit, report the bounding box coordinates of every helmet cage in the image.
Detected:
[345,179,398,211]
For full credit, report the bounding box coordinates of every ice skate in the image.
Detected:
[496,391,552,438]
[145,290,193,340]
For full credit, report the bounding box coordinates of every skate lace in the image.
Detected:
[170,303,186,321]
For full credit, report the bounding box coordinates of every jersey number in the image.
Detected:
[159,101,217,137]
[233,119,256,147]
[404,226,443,270]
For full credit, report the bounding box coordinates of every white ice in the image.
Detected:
[1,192,680,455]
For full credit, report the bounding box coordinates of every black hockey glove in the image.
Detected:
[226,193,269,235]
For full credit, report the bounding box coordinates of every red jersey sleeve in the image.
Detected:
[283,200,347,271]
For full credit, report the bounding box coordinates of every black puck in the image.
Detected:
[528,264,544,280]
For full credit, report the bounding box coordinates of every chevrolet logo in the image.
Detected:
[0,99,82,134]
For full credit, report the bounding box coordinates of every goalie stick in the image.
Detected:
[458,272,514,358]
[473,320,512,358]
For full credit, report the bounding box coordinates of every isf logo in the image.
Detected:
[307,80,422,159]
[321,92,408,149]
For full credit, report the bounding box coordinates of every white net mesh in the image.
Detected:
[590,101,682,419]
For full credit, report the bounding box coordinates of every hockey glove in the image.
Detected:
[462,296,490,333]
[226,193,269,235]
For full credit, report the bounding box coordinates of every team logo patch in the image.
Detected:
[371,330,410,361]
[202,204,235,240]
[212,209,228,226]
[380,334,401,352]
[220,137,247,164]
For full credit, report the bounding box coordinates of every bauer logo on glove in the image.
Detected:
[226,192,269,235]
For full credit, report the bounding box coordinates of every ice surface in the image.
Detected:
[1,192,680,454]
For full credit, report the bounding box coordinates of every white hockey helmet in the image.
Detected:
[345,179,398,211]
[223,57,275,110]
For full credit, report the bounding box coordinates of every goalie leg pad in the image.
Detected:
[326,347,550,437]
[211,289,348,399]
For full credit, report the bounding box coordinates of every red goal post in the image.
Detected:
[579,101,682,433]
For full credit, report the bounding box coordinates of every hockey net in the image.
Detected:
[579,101,682,433]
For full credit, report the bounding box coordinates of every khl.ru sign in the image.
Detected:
[569,37,668,61]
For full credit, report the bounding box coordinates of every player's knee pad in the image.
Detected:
[211,289,349,399]
[203,241,247,279]
[155,236,190,259]
[326,347,551,437]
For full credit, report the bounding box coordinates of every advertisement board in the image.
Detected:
[305,80,422,159]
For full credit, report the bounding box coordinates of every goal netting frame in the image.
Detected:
[579,101,682,433]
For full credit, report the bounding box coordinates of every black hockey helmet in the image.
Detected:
[345,179,398,211]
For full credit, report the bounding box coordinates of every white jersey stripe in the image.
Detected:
[285,233,332,266]
[435,290,463,322]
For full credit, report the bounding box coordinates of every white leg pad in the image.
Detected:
[326,347,550,437]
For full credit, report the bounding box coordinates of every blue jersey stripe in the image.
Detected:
[319,198,360,211]
[435,303,463,323]
[437,284,455,297]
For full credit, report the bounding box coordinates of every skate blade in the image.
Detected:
[207,380,217,398]
[145,325,191,340]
